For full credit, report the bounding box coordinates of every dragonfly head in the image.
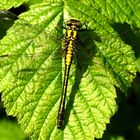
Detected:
[66,19,82,30]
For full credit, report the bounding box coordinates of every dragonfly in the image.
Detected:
[57,19,82,128]
[0,8,139,130]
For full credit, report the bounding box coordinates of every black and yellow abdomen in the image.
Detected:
[57,19,82,128]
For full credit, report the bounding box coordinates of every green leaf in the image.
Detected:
[0,119,27,140]
[0,0,138,139]
[89,0,140,25]
[0,0,28,10]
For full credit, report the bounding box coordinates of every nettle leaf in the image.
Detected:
[0,0,28,10]
[0,0,138,139]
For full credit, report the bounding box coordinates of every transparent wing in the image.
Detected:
[0,10,139,85]
[0,10,64,84]
[75,26,138,93]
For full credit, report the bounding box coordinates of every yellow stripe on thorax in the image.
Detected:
[67,25,78,39]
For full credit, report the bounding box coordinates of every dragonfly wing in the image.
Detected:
[76,33,136,93]
[0,10,64,86]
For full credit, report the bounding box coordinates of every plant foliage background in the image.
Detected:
[0,0,140,140]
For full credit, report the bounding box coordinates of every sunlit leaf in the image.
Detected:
[0,0,139,139]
